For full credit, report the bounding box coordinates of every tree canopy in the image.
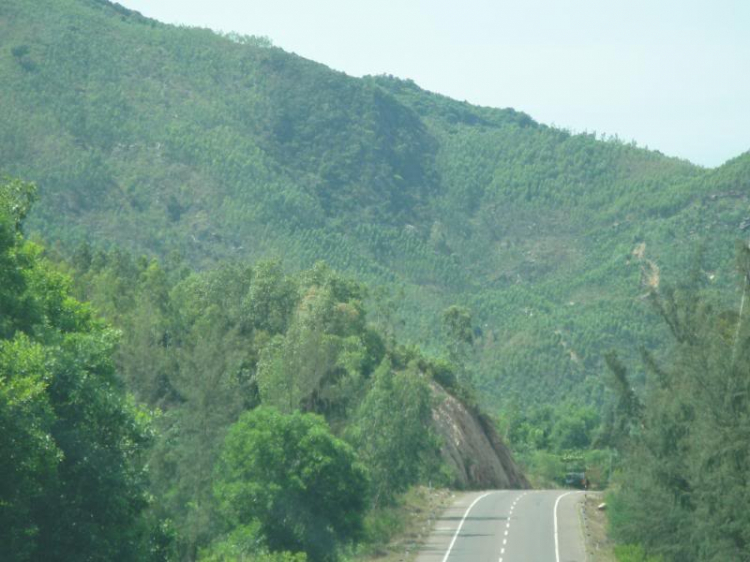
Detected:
[214,407,368,562]
[0,178,163,562]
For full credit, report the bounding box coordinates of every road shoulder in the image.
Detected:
[580,492,617,562]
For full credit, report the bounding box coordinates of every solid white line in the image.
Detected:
[554,491,582,562]
[441,492,494,562]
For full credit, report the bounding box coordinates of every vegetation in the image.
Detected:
[1,177,472,560]
[212,407,367,562]
[2,1,750,560]
[601,246,750,561]
[0,178,165,561]
[2,0,749,416]
[614,545,664,562]
[347,359,438,506]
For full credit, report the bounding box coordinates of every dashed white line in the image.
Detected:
[499,494,522,562]
[440,492,494,562]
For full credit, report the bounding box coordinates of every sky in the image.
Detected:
[118,0,750,168]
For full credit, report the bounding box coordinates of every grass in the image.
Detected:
[581,492,617,562]
[346,486,454,562]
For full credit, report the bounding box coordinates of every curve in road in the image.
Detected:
[416,489,586,562]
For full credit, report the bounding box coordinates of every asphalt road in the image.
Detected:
[416,490,586,562]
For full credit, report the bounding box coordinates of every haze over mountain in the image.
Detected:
[2,0,749,408]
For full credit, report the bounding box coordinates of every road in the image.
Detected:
[416,490,587,562]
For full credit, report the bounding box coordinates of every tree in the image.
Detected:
[0,177,165,561]
[148,270,257,561]
[610,245,750,560]
[441,305,477,400]
[596,351,642,450]
[348,359,437,506]
[442,305,474,363]
[0,178,39,339]
[214,407,368,562]
[0,336,59,562]
[256,269,370,416]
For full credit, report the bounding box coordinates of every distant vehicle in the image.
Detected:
[564,471,589,489]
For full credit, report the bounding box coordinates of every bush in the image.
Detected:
[214,407,368,562]
[614,544,663,562]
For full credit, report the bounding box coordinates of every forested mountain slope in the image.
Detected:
[2,0,749,408]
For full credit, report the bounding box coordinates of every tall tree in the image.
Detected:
[348,359,437,506]
[0,178,164,561]
[611,244,750,561]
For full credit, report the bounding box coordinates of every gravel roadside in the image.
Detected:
[580,492,617,562]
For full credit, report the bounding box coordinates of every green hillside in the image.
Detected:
[2,0,749,409]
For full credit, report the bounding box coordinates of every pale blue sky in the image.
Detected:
[119,0,750,168]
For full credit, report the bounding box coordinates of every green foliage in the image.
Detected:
[499,402,601,454]
[348,359,438,506]
[256,265,372,415]
[497,400,611,487]
[442,306,473,350]
[609,246,750,561]
[0,178,39,339]
[0,335,59,561]
[441,305,474,387]
[202,550,306,562]
[66,244,443,558]
[0,176,36,228]
[198,522,306,562]
[4,0,748,417]
[614,544,664,562]
[214,407,368,562]
[355,485,442,554]
[5,0,750,556]
[0,178,164,562]
[596,352,643,450]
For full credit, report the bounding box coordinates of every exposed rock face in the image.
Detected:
[431,383,530,489]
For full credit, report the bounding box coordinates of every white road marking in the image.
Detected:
[500,496,519,562]
[440,492,494,562]
[554,491,582,562]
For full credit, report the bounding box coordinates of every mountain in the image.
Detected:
[2,0,749,409]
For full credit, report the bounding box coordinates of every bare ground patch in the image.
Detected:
[580,492,616,562]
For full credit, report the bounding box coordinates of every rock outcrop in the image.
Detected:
[431,383,530,489]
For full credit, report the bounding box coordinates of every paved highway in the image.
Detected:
[416,490,586,562]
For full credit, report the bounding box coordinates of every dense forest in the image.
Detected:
[1,177,483,561]
[2,0,750,561]
[2,0,749,414]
